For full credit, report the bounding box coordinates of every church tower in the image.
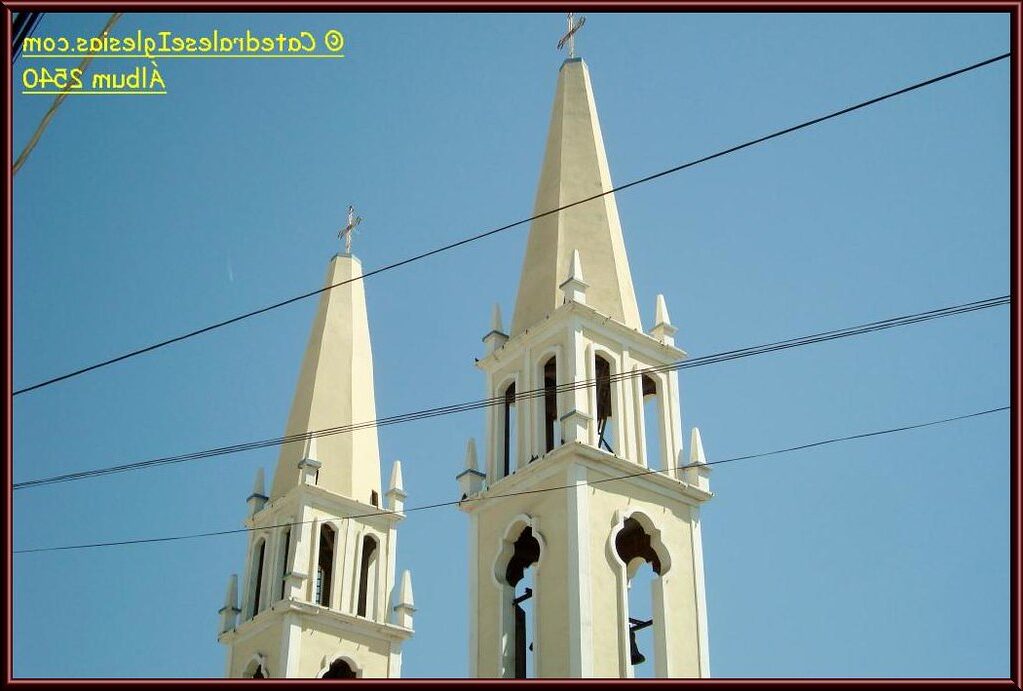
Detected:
[218,252,414,678]
[457,56,712,678]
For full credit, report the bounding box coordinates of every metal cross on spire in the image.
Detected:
[338,204,363,254]
[557,12,586,58]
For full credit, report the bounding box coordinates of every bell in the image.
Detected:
[629,629,646,666]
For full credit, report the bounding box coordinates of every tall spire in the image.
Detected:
[270,254,382,502]
[510,58,641,336]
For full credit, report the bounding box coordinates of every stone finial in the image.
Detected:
[689,426,706,464]
[303,435,319,462]
[483,303,509,356]
[247,467,268,517]
[492,302,504,334]
[392,569,416,629]
[684,427,711,491]
[298,457,322,487]
[386,460,407,513]
[218,574,241,634]
[559,249,589,305]
[650,294,678,346]
[456,437,486,498]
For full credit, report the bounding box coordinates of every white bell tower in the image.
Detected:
[218,253,414,678]
[457,57,713,678]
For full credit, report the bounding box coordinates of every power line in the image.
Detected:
[12,405,1008,555]
[11,51,1010,397]
[12,295,1008,491]
[12,12,44,61]
[12,13,122,176]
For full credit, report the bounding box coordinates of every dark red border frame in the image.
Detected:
[2,2,1018,685]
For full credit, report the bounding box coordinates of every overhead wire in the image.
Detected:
[12,12,123,176]
[11,294,1009,491]
[12,405,1008,554]
[11,51,1010,396]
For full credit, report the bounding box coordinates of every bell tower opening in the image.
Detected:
[615,517,665,677]
[357,535,379,618]
[502,382,517,477]
[322,659,358,679]
[504,526,540,678]
[595,355,615,454]
[249,539,267,618]
[316,524,337,608]
[641,374,662,469]
[277,528,291,601]
[542,357,558,453]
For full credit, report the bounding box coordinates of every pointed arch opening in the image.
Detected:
[502,382,517,477]
[612,514,670,677]
[316,524,337,608]
[242,656,269,679]
[278,528,291,601]
[641,374,662,470]
[249,538,267,618]
[595,355,615,454]
[356,534,379,618]
[500,525,540,678]
[542,356,559,453]
[321,658,358,679]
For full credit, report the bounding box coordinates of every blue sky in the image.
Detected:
[12,12,1009,678]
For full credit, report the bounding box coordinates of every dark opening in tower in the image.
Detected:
[250,538,266,617]
[595,355,615,453]
[543,357,558,453]
[316,524,336,607]
[503,382,517,477]
[506,527,541,678]
[642,374,661,469]
[615,517,664,677]
[357,535,379,618]
[322,659,357,678]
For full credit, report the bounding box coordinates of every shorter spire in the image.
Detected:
[559,249,589,305]
[251,467,265,496]
[456,437,486,499]
[650,294,678,346]
[392,569,416,629]
[684,427,711,491]
[689,427,706,464]
[386,460,406,513]
[247,467,268,517]
[483,303,509,355]
[218,574,241,634]
[302,435,319,462]
[492,303,504,334]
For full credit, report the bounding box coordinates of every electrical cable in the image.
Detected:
[12,13,122,177]
[11,51,1010,397]
[12,405,1008,554]
[11,294,1008,491]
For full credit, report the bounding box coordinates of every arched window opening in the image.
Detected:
[250,539,267,617]
[502,382,517,477]
[595,355,615,454]
[543,357,558,453]
[316,524,336,608]
[356,535,379,618]
[243,658,268,678]
[642,374,661,469]
[322,659,357,679]
[278,529,291,601]
[506,527,540,678]
[627,563,657,677]
[615,518,664,677]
